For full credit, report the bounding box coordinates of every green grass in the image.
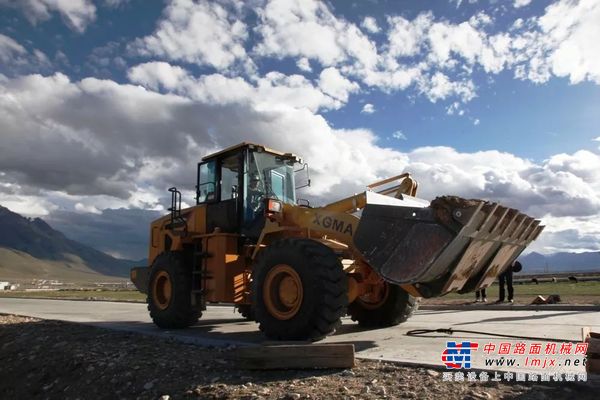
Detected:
[432,281,600,304]
[2,281,599,305]
[0,289,146,302]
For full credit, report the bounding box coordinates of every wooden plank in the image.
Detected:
[235,343,355,370]
[582,328,600,356]
[582,327,590,342]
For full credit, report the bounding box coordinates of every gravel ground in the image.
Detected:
[0,314,597,400]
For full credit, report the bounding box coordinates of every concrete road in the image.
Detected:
[1,298,598,375]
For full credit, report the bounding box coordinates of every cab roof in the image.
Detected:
[201,142,302,163]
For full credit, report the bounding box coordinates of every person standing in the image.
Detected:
[498,260,522,303]
[475,288,487,302]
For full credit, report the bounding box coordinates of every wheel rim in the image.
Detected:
[263,264,303,320]
[152,270,172,310]
[358,281,389,309]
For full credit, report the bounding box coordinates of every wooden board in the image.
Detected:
[582,327,600,356]
[582,327,600,340]
[582,327,590,342]
[583,327,600,374]
[234,343,355,370]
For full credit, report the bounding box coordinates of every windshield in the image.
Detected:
[248,151,296,204]
[243,150,297,225]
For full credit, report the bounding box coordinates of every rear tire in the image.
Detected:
[147,252,201,329]
[348,283,418,327]
[253,238,347,341]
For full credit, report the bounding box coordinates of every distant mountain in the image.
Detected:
[0,205,139,280]
[520,251,600,274]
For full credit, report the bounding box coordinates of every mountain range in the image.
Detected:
[519,251,600,274]
[0,204,598,282]
[0,205,140,281]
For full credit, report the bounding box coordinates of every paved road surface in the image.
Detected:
[1,298,598,374]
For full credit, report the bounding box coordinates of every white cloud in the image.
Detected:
[0,193,58,216]
[427,19,486,67]
[0,0,96,32]
[318,67,359,103]
[128,62,351,112]
[127,61,189,91]
[382,11,504,101]
[296,57,312,72]
[130,0,251,71]
[539,0,600,84]
[451,0,479,8]
[2,72,600,252]
[74,202,101,214]
[361,103,375,114]
[246,0,598,106]
[418,72,476,103]
[446,102,464,116]
[0,34,51,74]
[254,0,378,69]
[514,0,532,8]
[206,0,600,108]
[0,34,26,62]
[382,0,600,97]
[392,130,406,140]
[361,16,380,34]
[473,118,480,126]
[509,0,600,85]
[386,14,432,58]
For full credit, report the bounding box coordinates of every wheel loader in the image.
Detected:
[130,142,544,341]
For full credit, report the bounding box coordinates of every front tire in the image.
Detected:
[147,252,201,329]
[253,238,347,341]
[348,283,418,327]
[236,304,255,321]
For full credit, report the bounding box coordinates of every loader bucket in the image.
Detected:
[353,194,544,298]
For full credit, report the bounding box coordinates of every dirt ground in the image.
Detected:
[0,314,597,400]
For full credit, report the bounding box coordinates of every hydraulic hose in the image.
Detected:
[406,328,576,343]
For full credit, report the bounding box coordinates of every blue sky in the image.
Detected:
[0,0,599,259]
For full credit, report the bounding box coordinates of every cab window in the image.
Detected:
[197,160,216,203]
[220,155,239,200]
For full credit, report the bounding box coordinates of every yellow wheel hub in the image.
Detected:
[152,270,172,310]
[263,264,303,320]
[359,281,389,310]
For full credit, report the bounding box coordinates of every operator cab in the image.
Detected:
[196,143,302,238]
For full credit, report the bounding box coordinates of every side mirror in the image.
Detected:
[294,163,311,190]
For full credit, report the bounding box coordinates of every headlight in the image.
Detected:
[267,198,282,213]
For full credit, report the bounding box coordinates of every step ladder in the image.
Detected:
[191,241,212,310]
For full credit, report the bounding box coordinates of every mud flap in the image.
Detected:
[130,266,150,294]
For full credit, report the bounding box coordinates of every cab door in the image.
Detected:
[202,153,243,233]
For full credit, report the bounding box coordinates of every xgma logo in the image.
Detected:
[441,341,479,369]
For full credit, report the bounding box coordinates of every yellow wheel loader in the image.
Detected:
[131,143,544,340]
